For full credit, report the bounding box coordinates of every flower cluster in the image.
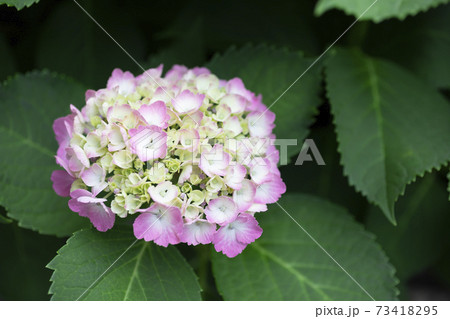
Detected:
[51,65,286,257]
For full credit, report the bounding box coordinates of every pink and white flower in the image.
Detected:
[199,144,231,177]
[180,219,217,245]
[133,203,183,247]
[171,90,205,114]
[107,68,136,95]
[213,214,263,258]
[52,64,286,258]
[128,125,167,161]
[138,101,170,129]
[149,181,179,205]
[205,196,238,226]
[69,189,115,232]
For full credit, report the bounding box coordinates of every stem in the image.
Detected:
[197,244,210,293]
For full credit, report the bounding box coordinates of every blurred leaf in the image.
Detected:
[0,34,15,81]
[0,71,89,236]
[212,193,398,301]
[325,48,450,223]
[178,0,319,55]
[146,17,206,69]
[207,44,322,158]
[365,5,450,89]
[36,1,146,88]
[0,222,65,300]
[0,214,12,224]
[0,0,38,10]
[48,228,202,301]
[366,173,450,281]
[281,125,368,217]
[315,0,450,23]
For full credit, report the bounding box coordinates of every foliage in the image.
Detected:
[0,0,449,301]
[212,194,398,301]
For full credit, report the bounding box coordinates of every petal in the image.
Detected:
[148,181,179,205]
[223,163,247,190]
[81,163,105,187]
[213,226,246,258]
[180,220,216,245]
[138,101,170,129]
[246,111,276,137]
[213,214,262,258]
[233,179,256,212]
[223,116,242,137]
[199,144,231,177]
[133,212,163,242]
[220,94,248,114]
[171,90,205,114]
[134,204,183,247]
[53,114,74,146]
[51,170,75,197]
[225,78,254,101]
[128,125,167,161]
[254,174,287,204]
[205,196,238,226]
[87,203,115,232]
[250,157,271,184]
[232,214,263,244]
[107,68,136,95]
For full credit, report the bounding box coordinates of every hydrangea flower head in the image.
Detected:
[51,65,286,257]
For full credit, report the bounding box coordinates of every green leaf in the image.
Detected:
[365,5,450,89]
[211,194,398,301]
[325,48,450,223]
[366,173,450,281]
[0,34,15,81]
[36,1,146,88]
[315,0,450,23]
[0,222,66,300]
[146,17,206,69]
[0,0,39,10]
[48,228,202,301]
[0,214,12,224]
[0,71,90,236]
[207,44,322,159]
[281,125,369,216]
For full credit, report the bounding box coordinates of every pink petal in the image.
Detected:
[51,170,75,197]
[205,196,238,226]
[171,90,205,114]
[233,179,256,212]
[213,214,262,258]
[180,220,216,245]
[128,125,167,161]
[220,94,248,113]
[246,111,276,137]
[148,181,179,205]
[223,163,247,190]
[134,204,183,247]
[136,64,164,83]
[165,65,188,82]
[199,144,231,177]
[68,189,114,232]
[254,174,286,204]
[138,101,170,129]
[250,157,272,185]
[107,68,136,95]
[53,114,74,146]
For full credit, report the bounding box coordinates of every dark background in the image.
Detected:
[0,0,449,300]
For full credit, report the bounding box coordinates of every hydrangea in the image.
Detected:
[51,65,286,258]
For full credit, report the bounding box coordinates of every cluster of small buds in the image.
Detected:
[51,65,286,257]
